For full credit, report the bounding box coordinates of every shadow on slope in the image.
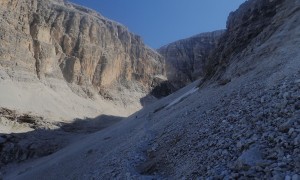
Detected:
[140,80,177,107]
[0,108,124,174]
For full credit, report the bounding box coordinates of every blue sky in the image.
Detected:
[69,0,245,48]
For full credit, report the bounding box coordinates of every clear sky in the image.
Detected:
[69,0,245,48]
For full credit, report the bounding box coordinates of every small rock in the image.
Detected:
[0,137,6,144]
[257,160,272,167]
[3,142,14,151]
[283,92,291,100]
[235,146,262,170]
[294,135,300,146]
[273,173,284,180]
[221,170,229,176]
[279,119,295,133]
[295,102,300,110]
[222,150,229,156]
[218,78,231,86]
[280,100,288,109]
[3,134,12,139]
[288,128,295,136]
[288,99,296,105]
[236,140,246,150]
[286,175,292,180]
[260,96,266,103]
[292,174,300,180]
[230,173,240,178]
[125,172,131,179]
[278,162,287,168]
[20,152,27,161]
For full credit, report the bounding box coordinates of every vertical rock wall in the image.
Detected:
[0,0,165,98]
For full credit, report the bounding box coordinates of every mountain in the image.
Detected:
[0,0,165,119]
[204,0,286,80]
[158,30,224,89]
[2,0,300,179]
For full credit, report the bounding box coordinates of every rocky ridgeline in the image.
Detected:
[158,0,286,89]
[205,0,285,78]
[158,30,224,89]
[0,0,165,100]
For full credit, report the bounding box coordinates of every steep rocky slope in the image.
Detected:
[0,0,165,118]
[158,30,224,89]
[2,0,300,179]
[204,0,286,79]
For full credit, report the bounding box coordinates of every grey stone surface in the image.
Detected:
[158,30,224,89]
[1,0,300,179]
[0,0,165,100]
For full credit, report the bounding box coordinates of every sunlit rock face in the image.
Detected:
[0,0,165,98]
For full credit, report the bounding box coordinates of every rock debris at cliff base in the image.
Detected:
[1,0,300,179]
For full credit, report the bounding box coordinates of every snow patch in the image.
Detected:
[166,87,198,108]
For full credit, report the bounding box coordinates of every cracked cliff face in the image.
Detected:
[204,0,285,79]
[158,30,224,89]
[0,0,165,99]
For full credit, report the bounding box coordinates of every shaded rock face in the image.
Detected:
[150,81,176,99]
[158,30,224,89]
[205,0,285,78]
[0,0,165,97]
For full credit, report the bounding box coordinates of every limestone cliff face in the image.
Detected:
[204,0,286,79]
[158,30,224,89]
[0,0,165,98]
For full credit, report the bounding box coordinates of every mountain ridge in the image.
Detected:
[1,0,300,179]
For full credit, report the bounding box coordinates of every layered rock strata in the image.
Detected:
[0,0,165,113]
[158,30,224,89]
